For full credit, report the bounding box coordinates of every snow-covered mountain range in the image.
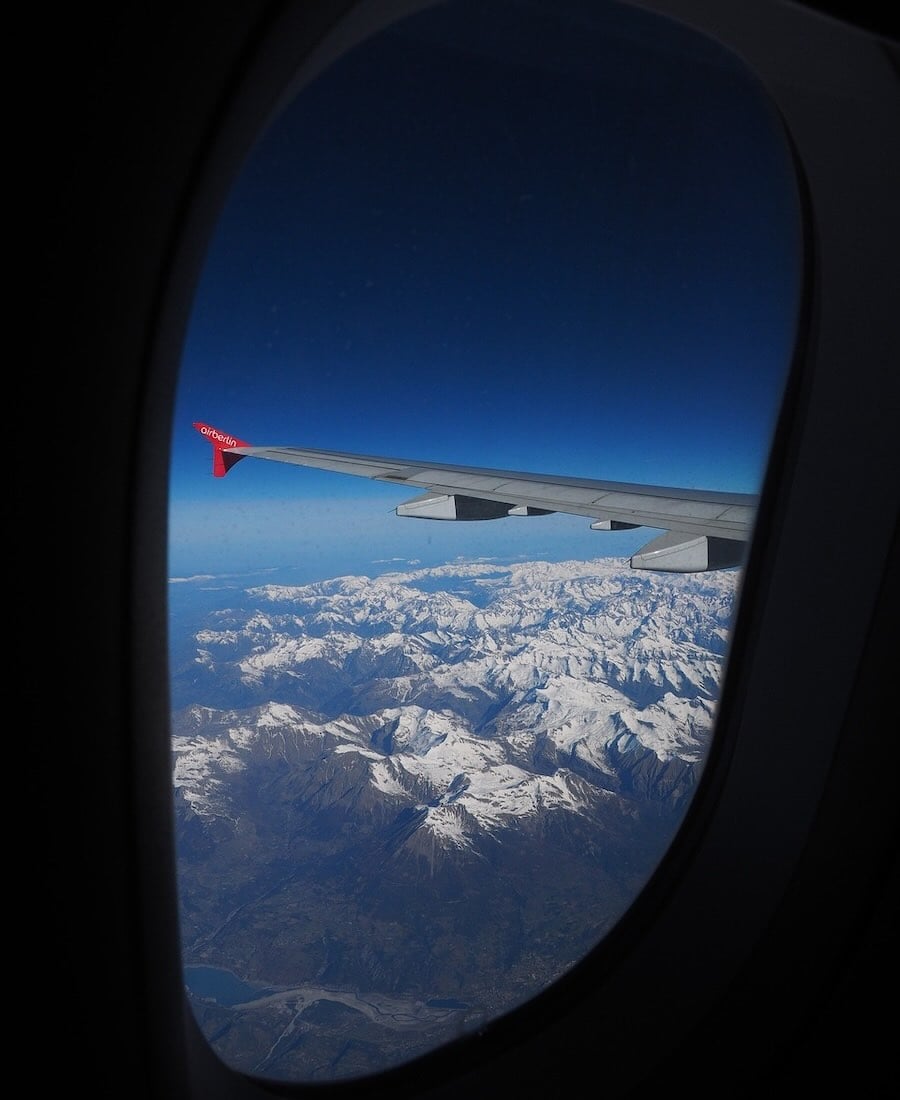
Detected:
[170,557,739,1081]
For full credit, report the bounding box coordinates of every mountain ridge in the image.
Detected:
[170,556,739,1079]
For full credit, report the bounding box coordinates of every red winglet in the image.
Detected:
[193,422,252,478]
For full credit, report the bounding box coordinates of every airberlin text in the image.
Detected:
[199,426,238,447]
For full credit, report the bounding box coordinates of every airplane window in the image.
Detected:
[167,0,801,1083]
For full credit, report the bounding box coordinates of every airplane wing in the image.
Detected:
[193,422,756,573]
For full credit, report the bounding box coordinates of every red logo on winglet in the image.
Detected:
[193,422,252,477]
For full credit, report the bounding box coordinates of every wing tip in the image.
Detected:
[194,422,252,477]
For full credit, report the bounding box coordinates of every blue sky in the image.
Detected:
[168,0,801,579]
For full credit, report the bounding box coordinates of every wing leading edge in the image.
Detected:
[193,422,756,572]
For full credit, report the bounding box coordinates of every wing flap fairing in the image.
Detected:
[630,530,747,572]
[395,492,517,521]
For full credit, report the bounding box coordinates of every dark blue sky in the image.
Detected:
[169,0,801,578]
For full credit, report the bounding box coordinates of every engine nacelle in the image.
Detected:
[631,531,746,573]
